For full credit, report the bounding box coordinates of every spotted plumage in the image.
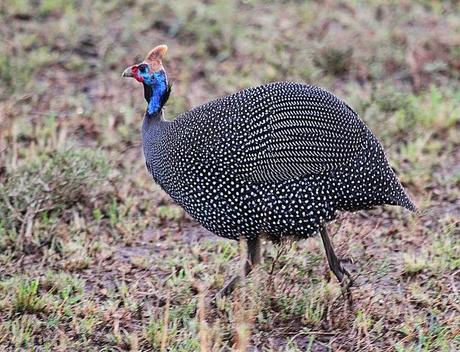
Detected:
[141,81,415,242]
[123,45,415,292]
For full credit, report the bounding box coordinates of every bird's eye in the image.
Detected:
[138,64,148,73]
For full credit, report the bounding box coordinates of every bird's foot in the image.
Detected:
[340,268,353,289]
[340,257,354,266]
[338,260,354,304]
[329,256,354,283]
[339,257,354,279]
[215,275,241,300]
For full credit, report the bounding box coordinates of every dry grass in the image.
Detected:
[0,0,459,351]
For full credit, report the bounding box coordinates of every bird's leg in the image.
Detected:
[247,236,262,271]
[319,225,353,290]
[217,237,261,298]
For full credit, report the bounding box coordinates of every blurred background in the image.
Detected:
[0,1,459,351]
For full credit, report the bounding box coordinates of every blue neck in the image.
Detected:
[145,71,168,116]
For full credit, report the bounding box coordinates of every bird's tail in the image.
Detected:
[389,180,417,212]
[332,154,417,213]
[361,127,417,212]
[385,170,417,212]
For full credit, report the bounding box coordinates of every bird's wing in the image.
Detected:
[237,83,367,183]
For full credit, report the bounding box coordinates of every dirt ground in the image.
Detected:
[0,1,459,351]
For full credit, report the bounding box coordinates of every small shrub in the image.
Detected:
[313,46,353,76]
[0,149,110,251]
[12,279,45,314]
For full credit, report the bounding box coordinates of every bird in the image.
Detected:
[122,45,416,296]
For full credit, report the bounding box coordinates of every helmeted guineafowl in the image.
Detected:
[122,45,416,296]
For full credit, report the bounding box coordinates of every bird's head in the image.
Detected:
[122,44,170,115]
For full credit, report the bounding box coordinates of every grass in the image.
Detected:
[1,0,460,350]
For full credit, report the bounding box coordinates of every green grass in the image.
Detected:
[0,0,459,350]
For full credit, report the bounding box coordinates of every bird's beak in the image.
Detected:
[122,66,134,78]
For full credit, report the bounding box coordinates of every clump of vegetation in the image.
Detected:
[0,149,110,251]
[313,46,354,76]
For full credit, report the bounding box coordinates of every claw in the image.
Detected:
[215,275,241,300]
[340,257,354,265]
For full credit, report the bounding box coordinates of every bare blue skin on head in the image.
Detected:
[138,66,168,116]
